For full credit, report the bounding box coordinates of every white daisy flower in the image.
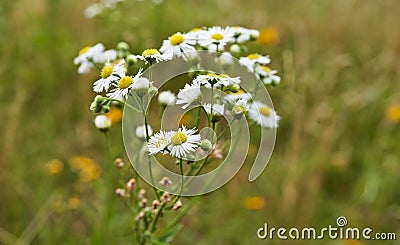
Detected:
[167,126,201,159]
[232,26,259,43]
[255,65,281,85]
[93,59,126,93]
[136,49,171,64]
[92,49,117,64]
[198,26,235,51]
[176,80,202,109]
[136,125,153,139]
[158,90,176,106]
[195,73,240,88]
[74,43,105,74]
[148,130,171,155]
[160,32,196,58]
[185,27,207,45]
[239,53,271,72]
[107,68,144,99]
[203,103,225,117]
[248,101,280,128]
[94,115,112,129]
[231,99,249,119]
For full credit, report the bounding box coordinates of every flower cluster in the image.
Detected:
[75,25,282,244]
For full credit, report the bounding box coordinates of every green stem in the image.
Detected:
[109,98,141,113]
[150,202,166,232]
[195,106,202,129]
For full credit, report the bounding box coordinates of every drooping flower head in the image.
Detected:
[176,80,202,109]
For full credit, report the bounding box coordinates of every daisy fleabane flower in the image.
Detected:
[232,26,259,44]
[239,53,271,72]
[148,130,171,155]
[160,32,196,58]
[74,43,105,74]
[176,80,202,109]
[107,68,144,99]
[255,65,281,85]
[195,73,241,88]
[136,49,171,64]
[93,59,126,93]
[186,27,207,44]
[248,101,280,128]
[167,126,201,159]
[198,26,235,51]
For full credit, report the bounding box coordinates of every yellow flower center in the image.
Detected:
[207,73,227,78]
[171,131,187,145]
[118,76,133,89]
[142,49,159,56]
[247,53,260,59]
[100,65,113,78]
[211,33,224,41]
[79,46,91,55]
[191,27,203,32]
[260,65,271,72]
[170,33,184,45]
[259,106,271,117]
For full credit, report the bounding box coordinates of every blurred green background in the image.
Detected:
[1,0,400,244]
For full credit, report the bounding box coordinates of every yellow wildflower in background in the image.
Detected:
[385,104,400,123]
[44,159,64,175]
[69,156,101,182]
[244,196,266,210]
[344,240,364,245]
[257,27,279,45]
[68,196,81,209]
[106,106,123,125]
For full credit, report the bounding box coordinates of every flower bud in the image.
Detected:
[148,85,158,96]
[139,198,148,208]
[94,115,112,131]
[160,192,171,203]
[228,83,240,93]
[117,42,130,52]
[126,54,138,65]
[159,177,173,187]
[200,139,213,152]
[138,189,146,200]
[173,200,183,210]
[115,188,126,198]
[152,200,160,210]
[126,178,136,191]
[114,158,125,168]
[230,44,241,54]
